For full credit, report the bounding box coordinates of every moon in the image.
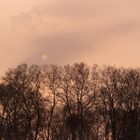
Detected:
[41,54,48,61]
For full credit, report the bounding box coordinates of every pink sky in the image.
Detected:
[0,0,140,74]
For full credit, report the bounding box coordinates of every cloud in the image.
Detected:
[1,0,140,74]
[12,0,140,65]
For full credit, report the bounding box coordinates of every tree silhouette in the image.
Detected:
[0,63,139,140]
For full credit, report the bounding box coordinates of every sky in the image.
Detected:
[0,0,140,74]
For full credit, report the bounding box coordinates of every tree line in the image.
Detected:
[0,63,139,140]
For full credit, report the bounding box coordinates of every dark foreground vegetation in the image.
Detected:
[0,63,139,140]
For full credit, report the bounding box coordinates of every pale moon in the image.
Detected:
[41,54,48,61]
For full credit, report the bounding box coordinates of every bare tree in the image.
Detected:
[0,64,47,140]
[0,63,139,140]
[56,63,99,140]
[42,64,61,140]
[98,66,125,140]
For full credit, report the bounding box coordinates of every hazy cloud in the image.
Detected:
[1,0,140,74]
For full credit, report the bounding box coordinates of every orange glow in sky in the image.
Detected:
[0,0,140,74]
